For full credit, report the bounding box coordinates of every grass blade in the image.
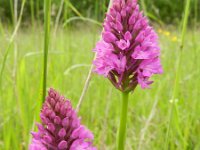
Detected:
[42,0,51,102]
[0,0,26,89]
[63,16,102,27]
[54,0,65,35]
[66,0,83,17]
[165,0,191,149]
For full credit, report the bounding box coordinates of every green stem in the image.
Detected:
[30,0,35,25]
[117,92,129,150]
[9,0,14,26]
[164,0,191,149]
[42,0,51,102]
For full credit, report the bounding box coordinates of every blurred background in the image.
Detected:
[0,0,199,25]
[0,0,200,150]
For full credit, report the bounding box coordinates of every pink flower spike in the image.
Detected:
[29,88,96,150]
[93,0,162,91]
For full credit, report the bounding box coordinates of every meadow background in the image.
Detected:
[0,0,200,150]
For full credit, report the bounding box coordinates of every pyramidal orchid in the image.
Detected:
[93,0,162,91]
[29,88,97,150]
[93,0,162,150]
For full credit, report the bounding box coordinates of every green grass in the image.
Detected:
[0,24,200,150]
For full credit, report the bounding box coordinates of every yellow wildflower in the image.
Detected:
[164,31,170,36]
[171,36,178,42]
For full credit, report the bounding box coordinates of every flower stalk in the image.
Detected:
[92,0,163,150]
[117,92,129,150]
